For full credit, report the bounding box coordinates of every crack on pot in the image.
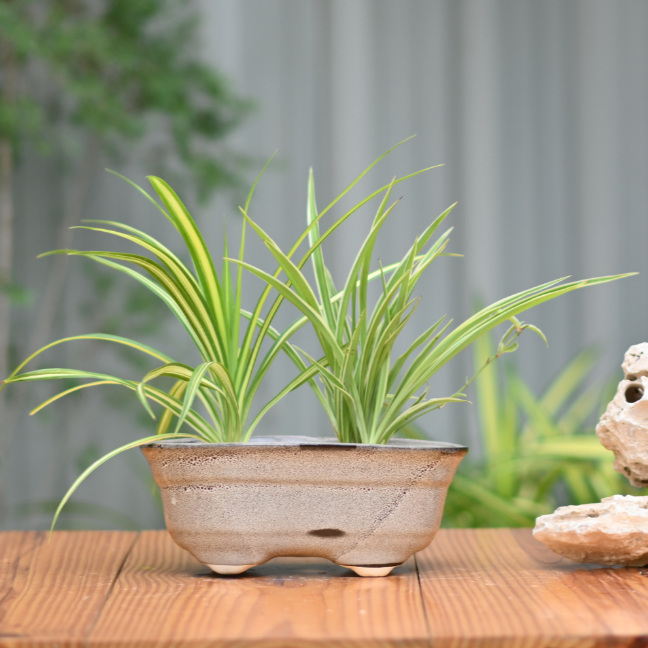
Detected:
[336,459,441,563]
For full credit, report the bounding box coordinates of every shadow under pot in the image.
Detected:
[141,436,467,577]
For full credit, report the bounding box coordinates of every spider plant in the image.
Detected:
[231,171,634,445]
[1,140,438,528]
[2,170,324,526]
[4,172,306,438]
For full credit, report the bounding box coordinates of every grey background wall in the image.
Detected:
[4,0,647,529]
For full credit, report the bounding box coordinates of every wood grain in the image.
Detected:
[417,528,648,648]
[5,529,648,647]
[88,530,430,648]
[0,531,137,648]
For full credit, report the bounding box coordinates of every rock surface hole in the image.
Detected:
[625,384,644,403]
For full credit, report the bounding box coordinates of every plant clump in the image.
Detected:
[1,140,635,528]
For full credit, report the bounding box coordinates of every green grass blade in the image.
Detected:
[402,274,635,400]
[228,258,343,364]
[377,396,466,442]
[290,166,444,268]
[557,383,602,433]
[246,362,324,439]
[362,299,419,399]
[449,475,535,527]
[30,381,119,415]
[234,221,246,359]
[157,381,188,435]
[339,186,397,343]
[73,225,206,306]
[175,363,220,434]
[473,332,501,461]
[245,151,277,213]
[317,137,416,220]
[148,177,228,361]
[508,366,561,442]
[540,347,598,416]
[8,368,216,439]
[530,436,616,460]
[240,211,322,310]
[387,317,447,391]
[220,222,238,374]
[307,169,336,328]
[242,316,310,415]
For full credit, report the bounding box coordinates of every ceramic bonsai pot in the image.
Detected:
[142,436,467,577]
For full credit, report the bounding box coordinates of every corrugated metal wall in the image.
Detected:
[4,0,648,528]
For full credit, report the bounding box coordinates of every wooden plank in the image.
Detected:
[88,530,430,648]
[417,528,648,648]
[5,528,648,647]
[0,531,137,648]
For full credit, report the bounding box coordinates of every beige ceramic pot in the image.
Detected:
[142,436,467,577]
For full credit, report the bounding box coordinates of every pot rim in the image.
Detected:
[142,435,468,453]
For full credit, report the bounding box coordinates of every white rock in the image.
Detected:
[622,343,648,379]
[533,495,648,566]
[596,344,648,487]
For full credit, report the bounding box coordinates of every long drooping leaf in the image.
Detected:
[49,432,202,535]
[6,368,216,439]
[1,332,174,388]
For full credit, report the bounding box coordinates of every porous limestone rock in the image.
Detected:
[621,343,648,380]
[533,495,648,566]
[596,343,648,487]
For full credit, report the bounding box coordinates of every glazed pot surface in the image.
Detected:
[142,436,467,576]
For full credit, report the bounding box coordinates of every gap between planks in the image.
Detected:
[0,531,140,647]
[82,530,140,643]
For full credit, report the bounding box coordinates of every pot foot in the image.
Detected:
[340,564,400,577]
[208,563,256,575]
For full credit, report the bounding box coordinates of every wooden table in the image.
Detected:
[1,529,648,647]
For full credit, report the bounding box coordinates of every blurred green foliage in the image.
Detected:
[0,0,252,199]
[402,326,644,527]
[438,331,644,527]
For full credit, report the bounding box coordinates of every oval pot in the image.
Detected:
[142,436,467,577]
